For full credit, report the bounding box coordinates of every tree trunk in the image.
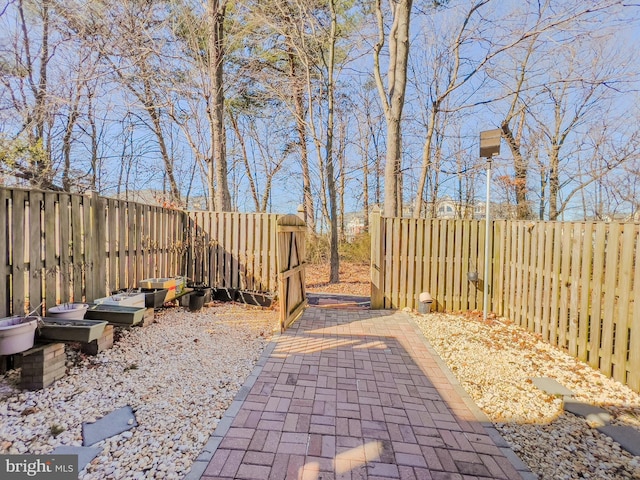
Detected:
[549,145,560,220]
[229,111,260,210]
[208,0,231,211]
[327,0,339,283]
[338,119,346,242]
[363,134,370,231]
[18,0,54,188]
[374,0,413,218]
[290,51,315,232]
[414,106,438,218]
[88,88,98,191]
[62,94,80,192]
[142,76,180,205]
[501,121,533,219]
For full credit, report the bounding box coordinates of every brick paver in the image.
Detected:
[189,309,533,480]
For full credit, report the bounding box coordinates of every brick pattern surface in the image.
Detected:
[199,309,528,480]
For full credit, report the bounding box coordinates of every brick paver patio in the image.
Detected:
[186,308,534,480]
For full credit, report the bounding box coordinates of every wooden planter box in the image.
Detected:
[85,304,147,326]
[37,318,108,343]
[138,278,176,290]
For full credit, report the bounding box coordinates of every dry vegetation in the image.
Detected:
[305,261,370,296]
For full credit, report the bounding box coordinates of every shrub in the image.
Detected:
[306,233,331,264]
[340,233,371,263]
[306,232,371,264]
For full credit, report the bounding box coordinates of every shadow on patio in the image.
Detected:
[188,308,534,480]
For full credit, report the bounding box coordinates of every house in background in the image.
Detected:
[343,198,523,242]
[344,212,367,242]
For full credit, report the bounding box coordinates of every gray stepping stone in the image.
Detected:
[531,377,574,397]
[52,445,101,471]
[597,425,640,457]
[82,406,137,446]
[563,398,612,427]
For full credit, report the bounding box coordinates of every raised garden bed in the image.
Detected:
[95,292,146,309]
[139,278,176,301]
[138,278,176,290]
[37,318,108,343]
[84,304,147,326]
[213,288,237,302]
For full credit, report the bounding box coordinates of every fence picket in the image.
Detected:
[541,223,554,343]
[493,220,505,316]
[533,224,545,334]
[589,224,607,369]
[578,223,594,362]
[525,223,536,331]
[601,224,620,377]
[629,228,640,392]
[568,223,583,356]
[613,225,635,383]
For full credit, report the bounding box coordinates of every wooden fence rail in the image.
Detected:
[370,210,640,393]
[1,187,290,319]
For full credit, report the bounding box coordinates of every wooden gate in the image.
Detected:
[277,215,307,331]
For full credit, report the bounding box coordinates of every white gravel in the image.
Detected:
[412,311,640,480]
[0,303,279,479]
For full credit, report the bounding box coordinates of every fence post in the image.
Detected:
[370,207,384,309]
[297,204,305,223]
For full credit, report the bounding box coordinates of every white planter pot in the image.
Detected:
[0,316,38,355]
[47,303,89,320]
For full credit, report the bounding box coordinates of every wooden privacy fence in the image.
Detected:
[370,210,640,393]
[1,187,304,321]
[0,187,187,316]
[185,211,280,292]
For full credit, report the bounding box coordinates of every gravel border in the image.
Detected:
[183,335,279,480]
[412,311,640,480]
[0,303,280,479]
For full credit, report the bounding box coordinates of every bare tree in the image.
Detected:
[0,0,59,189]
[227,107,288,212]
[61,0,184,203]
[236,0,320,229]
[207,0,231,211]
[525,29,637,219]
[352,77,385,230]
[373,0,413,217]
